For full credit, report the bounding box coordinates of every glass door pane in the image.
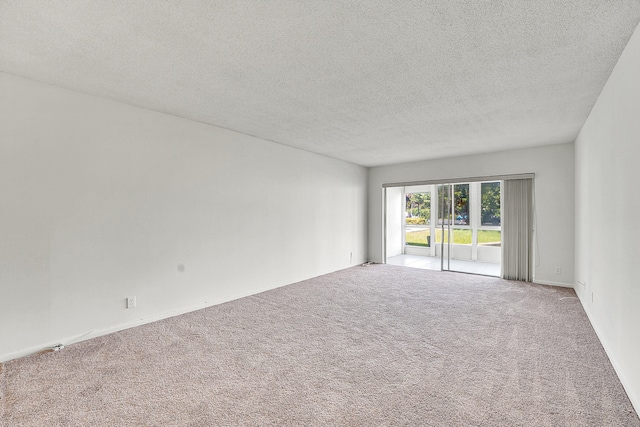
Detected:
[445,181,501,276]
[438,184,452,271]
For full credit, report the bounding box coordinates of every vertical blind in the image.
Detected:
[502,178,533,281]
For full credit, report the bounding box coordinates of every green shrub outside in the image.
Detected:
[405,217,426,225]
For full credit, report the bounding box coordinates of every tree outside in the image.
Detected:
[454,184,469,225]
[405,192,431,225]
[481,182,501,225]
[404,182,501,248]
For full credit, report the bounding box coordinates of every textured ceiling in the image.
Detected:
[2,1,640,166]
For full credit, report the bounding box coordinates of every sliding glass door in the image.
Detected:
[385,179,504,277]
[439,181,501,276]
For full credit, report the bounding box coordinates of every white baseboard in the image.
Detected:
[0,285,284,363]
[576,293,640,417]
[532,278,574,288]
[0,263,365,364]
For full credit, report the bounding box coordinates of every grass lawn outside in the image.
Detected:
[405,229,501,246]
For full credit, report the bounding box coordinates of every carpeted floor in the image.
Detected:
[1,264,638,426]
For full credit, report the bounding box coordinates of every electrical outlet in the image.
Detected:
[555,267,561,275]
[350,252,353,264]
[126,296,136,309]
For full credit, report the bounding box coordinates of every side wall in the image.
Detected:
[368,143,575,286]
[574,24,640,412]
[385,187,403,258]
[0,73,368,361]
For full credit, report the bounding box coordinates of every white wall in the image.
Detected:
[368,144,575,286]
[574,24,640,412]
[385,187,403,258]
[0,73,368,361]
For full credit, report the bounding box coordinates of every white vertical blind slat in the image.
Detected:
[502,179,533,281]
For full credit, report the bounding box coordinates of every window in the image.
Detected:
[478,230,501,247]
[454,184,469,225]
[405,228,431,247]
[405,192,431,247]
[481,182,501,226]
[405,192,430,226]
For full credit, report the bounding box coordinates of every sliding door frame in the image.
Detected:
[383,173,535,277]
[382,173,535,189]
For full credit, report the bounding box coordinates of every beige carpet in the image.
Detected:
[1,264,638,426]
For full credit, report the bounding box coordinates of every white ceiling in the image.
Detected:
[2,1,640,167]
